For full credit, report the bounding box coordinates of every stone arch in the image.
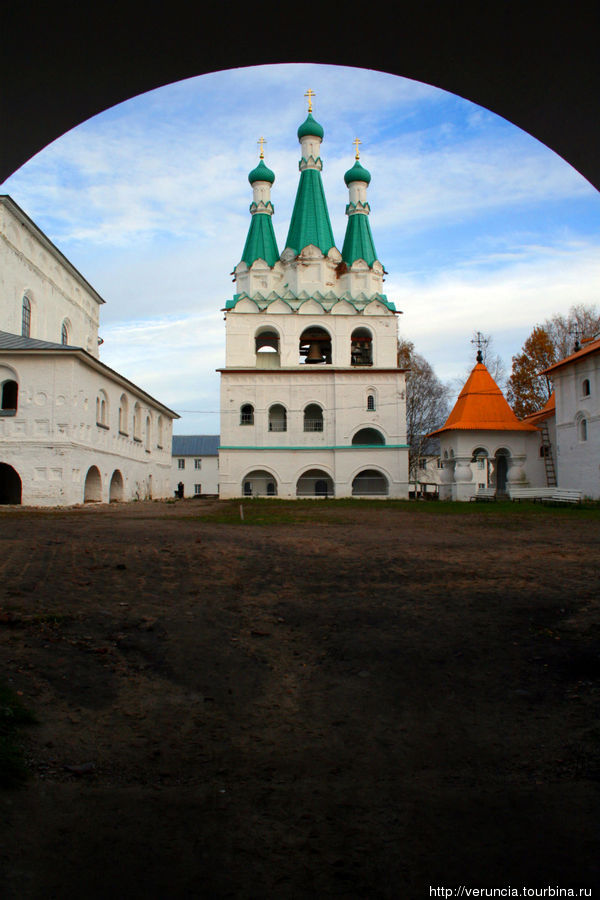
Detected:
[0,464,22,504]
[242,468,278,497]
[351,468,389,496]
[352,427,385,445]
[109,469,124,502]
[84,465,102,502]
[296,468,334,497]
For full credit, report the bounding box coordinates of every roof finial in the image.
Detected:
[257,136,266,160]
[471,330,488,365]
[304,88,315,114]
[353,137,362,160]
[569,325,582,352]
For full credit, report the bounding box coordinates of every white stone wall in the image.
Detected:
[0,198,101,355]
[171,454,219,497]
[0,351,175,506]
[553,353,600,497]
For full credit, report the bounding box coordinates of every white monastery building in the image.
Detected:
[172,435,220,498]
[0,195,178,506]
[218,99,409,499]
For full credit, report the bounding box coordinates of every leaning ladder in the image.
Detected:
[540,423,557,487]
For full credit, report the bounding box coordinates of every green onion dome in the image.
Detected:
[297,113,324,140]
[344,159,371,186]
[248,159,275,185]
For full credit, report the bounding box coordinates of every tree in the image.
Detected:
[506,326,556,417]
[506,304,600,417]
[398,339,451,484]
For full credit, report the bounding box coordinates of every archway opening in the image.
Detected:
[242,470,278,497]
[296,469,334,497]
[109,469,124,502]
[0,464,22,504]
[352,469,389,496]
[352,427,385,446]
[494,449,510,496]
[84,465,102,502]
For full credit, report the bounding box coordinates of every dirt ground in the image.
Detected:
[0,498,599,899]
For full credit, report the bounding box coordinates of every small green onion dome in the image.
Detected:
[248,159,275,185]
[344,159,371,186]
[297,113,324,140]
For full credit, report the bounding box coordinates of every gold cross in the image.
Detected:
[353,137,362,160]
[304,88,315,113]
[257,136,266,159]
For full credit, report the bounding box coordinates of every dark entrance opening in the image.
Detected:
[0,464,22,504]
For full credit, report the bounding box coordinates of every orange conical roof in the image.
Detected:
[430,363,538,436]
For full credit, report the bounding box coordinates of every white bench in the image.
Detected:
[509,487,555,502]
[470,487,496,501]
[543,489,582,504]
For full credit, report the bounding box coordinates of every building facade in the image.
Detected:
[172,435,220,497]
[218,104,409,499]
[0,195,178,506]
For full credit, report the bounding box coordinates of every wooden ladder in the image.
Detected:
[540,423,557,487]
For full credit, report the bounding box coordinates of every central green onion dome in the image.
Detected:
[248,159,275,185]
[344,159,371,185]
[297,112,324,140]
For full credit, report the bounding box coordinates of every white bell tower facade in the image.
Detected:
[218,98,409,499]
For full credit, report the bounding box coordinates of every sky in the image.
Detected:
[3,62,600,434]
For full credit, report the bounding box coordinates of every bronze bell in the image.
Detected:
[306,341,324,363]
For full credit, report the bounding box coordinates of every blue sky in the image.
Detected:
[3,63,600,433]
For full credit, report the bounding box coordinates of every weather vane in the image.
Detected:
[304,88,315,113]
[471,331,488,364]
[353,137,362,160]
[257,136,266,160]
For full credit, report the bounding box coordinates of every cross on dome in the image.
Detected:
[471,330,488,364]
[257,136,266,160]
[304,88,315,113]
[353,137,362,160]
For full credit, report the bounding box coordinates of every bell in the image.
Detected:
[306,341,324,363]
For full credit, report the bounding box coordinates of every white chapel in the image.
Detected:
[218,97,409,499]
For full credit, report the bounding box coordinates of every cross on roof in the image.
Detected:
[257,136,266,159]
[304,88,315,113]
[353,137,361,160]
[471,330,488,364]
[569,326,583,352]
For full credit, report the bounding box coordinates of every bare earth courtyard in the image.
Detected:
[1,499,599,898]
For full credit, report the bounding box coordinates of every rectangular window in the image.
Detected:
[195,459,202,469]
[194,484,202,495]
[478,483,485,490]
[178,459,185,469]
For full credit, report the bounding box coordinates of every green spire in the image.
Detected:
[341,213,378,267]
[241,210,279,267]
[285,169,336,256]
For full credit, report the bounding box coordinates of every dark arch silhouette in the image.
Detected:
[2,7,600,190]
[0,464,22,504]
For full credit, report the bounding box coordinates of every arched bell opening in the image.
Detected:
[255,327,280,368]
[242,470,278,497]
[351,469,389,496]
[350,327,373,366]
[109,469,124,502]
[0,463,22,504]
[299,327,332,365]
[352,427,385,446]
[84,465,102,502]
[296,469,334,498]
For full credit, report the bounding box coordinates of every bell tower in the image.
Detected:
[218,95,409,499]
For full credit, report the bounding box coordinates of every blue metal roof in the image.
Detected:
[172,435,220,456]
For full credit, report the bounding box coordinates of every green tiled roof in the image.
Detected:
[241,212,280,268]
[341,212,378,267]
[225,289,395,313]
[285,168,336,256]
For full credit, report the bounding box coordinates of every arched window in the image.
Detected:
[350,328,373,366]
[367,393,375,411]
[352,427,385,445]
[1,380,18,414]
[22,295,31,338]
[240,403,254,425]
[61,320,69,345]
[255,328,279,354]
[133,402,142,441]
[157,415,164,449]
[582,378,591,397]
[119,394,128,435]
[96,390,109,427]
[145,415,151,452]
[303,403,323,432]
[580,417,588,441]
[268,404,287,432]
[299,327,331,365]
